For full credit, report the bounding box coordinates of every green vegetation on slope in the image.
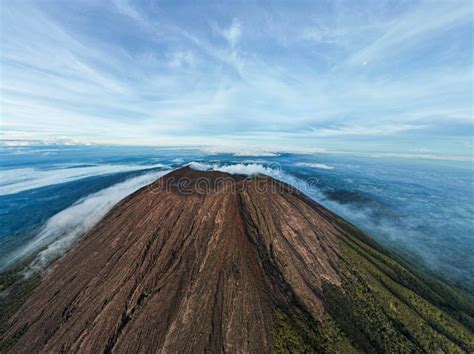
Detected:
[273,217,474,353]
[1,209,472,353]
[272,306,357,353]
[0,262,38,354]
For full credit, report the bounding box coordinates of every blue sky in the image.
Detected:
[0,0,472,159]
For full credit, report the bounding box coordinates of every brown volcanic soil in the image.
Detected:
[2,167,343,353]
[3,167,473,353]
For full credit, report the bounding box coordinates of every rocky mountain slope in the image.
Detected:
[1,167,473,353]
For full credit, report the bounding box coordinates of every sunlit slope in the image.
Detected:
[272,213,473,353]
[1,167,472,353]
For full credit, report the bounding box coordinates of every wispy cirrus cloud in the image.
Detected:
[307,123,425,138]
[0,0,472,159]
[219,18,242,48]
[343,1,473,68]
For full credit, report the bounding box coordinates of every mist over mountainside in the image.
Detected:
[1,167,472,353]
[0,146,472,290]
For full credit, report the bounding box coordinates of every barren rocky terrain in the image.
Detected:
[2,167,473,353]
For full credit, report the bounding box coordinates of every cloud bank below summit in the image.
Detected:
[0,163,169,196]
[2,170,170,273]
[296,163,335,170]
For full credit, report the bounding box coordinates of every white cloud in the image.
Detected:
[345,2,473,67]
[296,163,334,170]
[0,136,94,147]
[168,50,195,67]
[189,162,326,200]
[1,1,471,156]
[221,18,242,48]
[232,151,279,157]
[188,161,214,171]
[301,25,339,45]
[308,123,424,137]
[0,163,168,196]
[189,162,274,176]
[201,146,279,157]
[215,163,273,175]
[2,170,170,273]
[112,0,149,26]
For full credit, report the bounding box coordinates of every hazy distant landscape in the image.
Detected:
[1,145,472,289]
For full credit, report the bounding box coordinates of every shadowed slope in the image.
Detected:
[2,167,473,353]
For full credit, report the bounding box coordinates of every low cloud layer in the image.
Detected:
[189,162,285,177]
[2,170,169,273]
[296,162,335,170]
[188,162,322,198]
[2,160,471,287]
[0,163,168,196]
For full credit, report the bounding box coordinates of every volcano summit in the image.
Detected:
[1,167,473,353]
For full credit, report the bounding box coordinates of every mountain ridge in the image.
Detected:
[1,167,473,353]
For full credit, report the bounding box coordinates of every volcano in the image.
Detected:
[1,167,473,353]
